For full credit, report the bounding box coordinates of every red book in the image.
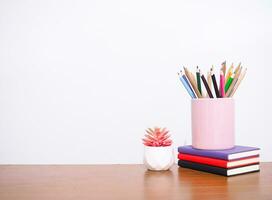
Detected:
[178,153,259,168]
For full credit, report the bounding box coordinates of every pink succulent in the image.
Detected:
[142,127,172,147]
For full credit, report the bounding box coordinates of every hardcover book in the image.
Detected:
[178,160,260,176]
[178,145,260,160]
[178,153,259,168]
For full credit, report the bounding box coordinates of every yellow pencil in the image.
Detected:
[225,67,243,97]
[226,63,234,81]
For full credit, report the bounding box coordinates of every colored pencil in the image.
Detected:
[229,68,247,97]
[225,74,234,92]
[181,70,197,97]
[221,61,226,76]
[207,71,212,88]
[201,74,213,98]
[178,72,196,98]
[183,67,202,98]
[206,71,212,97]
[190,71,202,97]
[211,67,220,98]
[234,63,241,74]
[225,67,243,97]
[181,70,194,93]
[196,66,202,95]
[220,70,225,97]
[177,62,246,99]
[226,63,233,80]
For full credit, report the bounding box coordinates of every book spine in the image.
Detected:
[178,160,228,176]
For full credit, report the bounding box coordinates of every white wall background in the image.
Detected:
[0,0,271,164]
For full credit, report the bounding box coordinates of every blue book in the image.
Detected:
[178,145,260,160]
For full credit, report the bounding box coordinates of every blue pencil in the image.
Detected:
[182,73,196,98]
[178,72,196,98]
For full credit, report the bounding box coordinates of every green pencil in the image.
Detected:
[225,74,234,92]
[196,66,202,95]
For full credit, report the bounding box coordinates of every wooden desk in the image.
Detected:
[0,163,271,200]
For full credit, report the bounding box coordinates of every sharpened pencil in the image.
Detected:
[180,70,193,92]
[184,67,202,98]
[191,71,202,97]
[211,67,220,98]
[229,68,247,97]
[196,66,202,95]
[178,72,196,98]
[234,63,241,74]
[177,62,246,99]
[221,61,226,76]
[181,70,197,97]
[226,63,233,80]
[201,74,213,98]
[220,70,225,97]
[225,74,234,92]
[206,71,212,98]
[225,67,243,97]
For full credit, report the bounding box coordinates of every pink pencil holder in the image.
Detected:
[191,98,235,150]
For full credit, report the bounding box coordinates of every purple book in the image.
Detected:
[178,145,260,160]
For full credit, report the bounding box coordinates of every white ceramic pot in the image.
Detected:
[143,146,174,171]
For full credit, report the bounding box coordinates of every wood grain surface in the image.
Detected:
[0,163,271,200]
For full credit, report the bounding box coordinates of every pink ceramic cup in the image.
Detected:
[191,98,235,150]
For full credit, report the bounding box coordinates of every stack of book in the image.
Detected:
[178,145,260,176]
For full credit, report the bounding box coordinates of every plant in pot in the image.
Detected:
[142,127,174,171]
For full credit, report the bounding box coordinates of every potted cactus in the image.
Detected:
[142,127,174,171]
